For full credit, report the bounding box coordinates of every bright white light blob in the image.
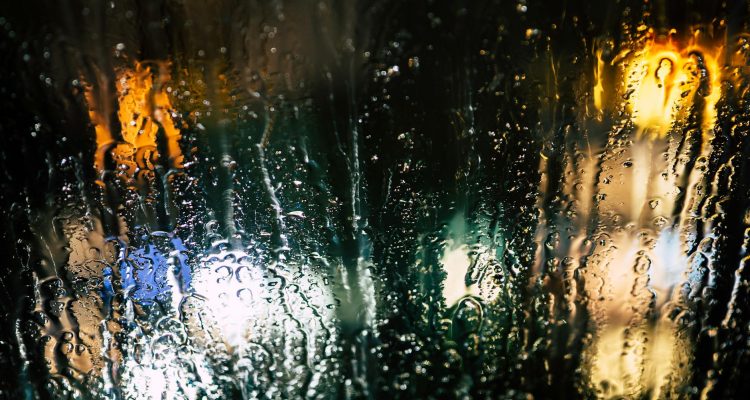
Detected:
[116,245,337,399]
[441,213,481,306]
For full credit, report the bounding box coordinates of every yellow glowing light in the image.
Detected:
[593,48,606,113]
[85,62,183,174]
[595,30,723,139]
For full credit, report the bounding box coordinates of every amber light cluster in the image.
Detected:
[586,28,726,398]
[595,28,722,139]
[85,62,183,178]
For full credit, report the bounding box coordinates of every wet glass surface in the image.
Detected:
[2,0,750,399]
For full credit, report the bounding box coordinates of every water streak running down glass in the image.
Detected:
[1,0,750,399]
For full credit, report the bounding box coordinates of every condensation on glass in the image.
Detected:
[1,1,750,399]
